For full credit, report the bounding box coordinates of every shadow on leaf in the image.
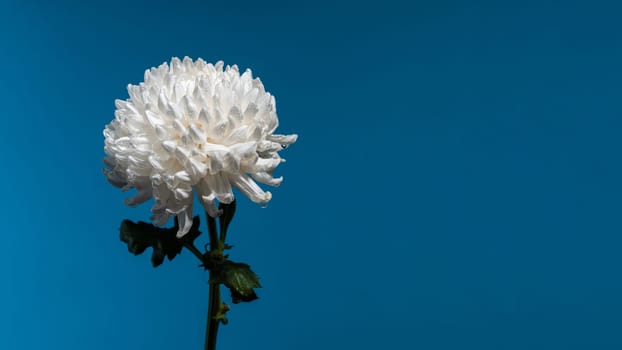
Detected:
[120,216,202,267]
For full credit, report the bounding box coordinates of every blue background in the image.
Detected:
[1,0,622,349]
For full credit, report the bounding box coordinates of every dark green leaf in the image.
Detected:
[219,261,261,303]
[119,216,201,267]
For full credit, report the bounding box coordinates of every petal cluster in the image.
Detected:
[104,57,297,237]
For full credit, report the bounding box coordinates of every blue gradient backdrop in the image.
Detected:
[1,0,622,349]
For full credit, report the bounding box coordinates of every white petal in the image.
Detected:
[227,174,272,203]
[165,202,188,215]
[173,118,186,133]
[127,84,143,105]
[173,187,192,200]
[182,56,193,70]
[197,179,222,217]
[148,156,164,171]
[157,92,168,112]
[174,145,192,161]
[268,134,298,145]
[103,169,128,188]
[151,212,171,226]
[145,110,165,127]
[103,157,116,168]
[228,106,242,123]
[252,157,282,172]
[124,187,153,207]
[187,157,208,179]
[189,123,206,142]
[154,125,169,139]
[204,146,238,174]
[224,126,251,144]
[251,172,283,187]
[162,140,177,153]
[176,201,194,238]
[171,57,183,73]
[174,170,191,182]
[198,108,212,126]
[256,140,283,153]
[205,174,234,203]
[230,141,257,160]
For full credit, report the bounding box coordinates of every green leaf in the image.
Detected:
[119,216,201,267]
[219,261,261,304]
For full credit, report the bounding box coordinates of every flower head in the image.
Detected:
[104,57,297,237]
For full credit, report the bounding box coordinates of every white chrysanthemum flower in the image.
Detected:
[104,57,297,237]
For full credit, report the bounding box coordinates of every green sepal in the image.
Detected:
[218,261,261,304]
[218,200,236,240]
[119,216,201,267]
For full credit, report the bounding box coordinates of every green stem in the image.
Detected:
[205,277,221,350]
[207,215,220,251]
[205,213,222,350]
[182,242,205,262]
